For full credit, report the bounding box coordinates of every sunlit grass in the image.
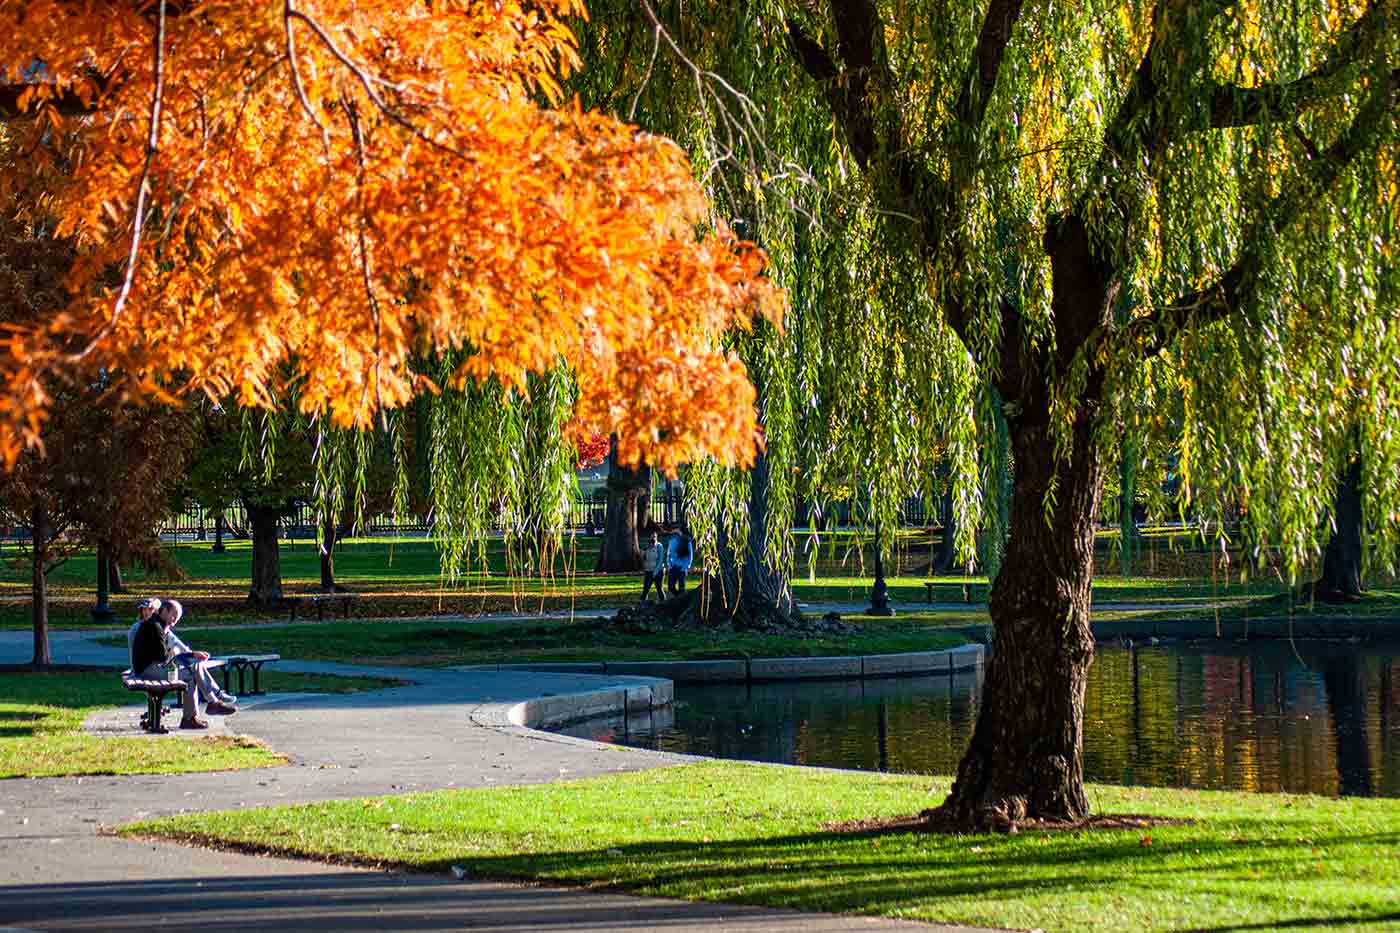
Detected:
[127,761,1400,932]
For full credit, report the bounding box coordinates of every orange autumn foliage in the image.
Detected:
[0,0,782,474]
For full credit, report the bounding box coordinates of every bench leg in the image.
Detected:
[342,599,350,619]
[250,661,265,696]
[145,694,168,734]
[317,601,326,621]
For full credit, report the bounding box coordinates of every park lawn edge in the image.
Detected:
[0,669,400,779]
[123,760,1400,932]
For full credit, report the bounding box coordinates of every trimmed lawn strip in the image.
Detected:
[96,617,970,666]
[126,761,1400,932]
[0,669,399,778]
[0,534,1298,630]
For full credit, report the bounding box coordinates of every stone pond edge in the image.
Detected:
[455,643,985,686]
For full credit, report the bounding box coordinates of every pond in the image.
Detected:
[558,642,1400,797]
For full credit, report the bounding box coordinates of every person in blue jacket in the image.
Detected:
[666,527,693,596]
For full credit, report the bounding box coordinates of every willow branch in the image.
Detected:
[1207,0,1392,128]
[1122,68,1400,357]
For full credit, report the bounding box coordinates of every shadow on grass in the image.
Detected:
[178,821,1400,928]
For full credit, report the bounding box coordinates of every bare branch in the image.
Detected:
[67,0,168,364]
[284,0,329,150]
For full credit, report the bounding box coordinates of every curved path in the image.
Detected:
[0,630,974,932]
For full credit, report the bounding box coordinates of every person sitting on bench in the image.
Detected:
[129,597,203,729]
[159,599,239,720]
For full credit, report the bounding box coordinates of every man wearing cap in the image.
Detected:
[160,599,238,725]
[126,597,161,668]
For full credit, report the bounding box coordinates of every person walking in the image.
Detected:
[666,528,693,596]
[641,531,667,603]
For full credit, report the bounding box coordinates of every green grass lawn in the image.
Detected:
[94,616,973,666]
[126,761,1400,931]
[4,533,1382,633]
[0,669,399,778]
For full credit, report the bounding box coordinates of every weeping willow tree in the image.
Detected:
[570,4,993,627]
[574,0,1398,828]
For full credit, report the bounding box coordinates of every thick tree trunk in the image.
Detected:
[31,505,52,668]
[1316,449,1363,602]
[247,505,285,605]
[932,213,1111,830]
[596,435,651,573]
[932,412,1103,828]
[211,512,226,553]
[319,513,338,592]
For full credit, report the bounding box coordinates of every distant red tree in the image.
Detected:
[569,425,610,471]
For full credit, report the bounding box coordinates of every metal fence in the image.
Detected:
[150,492,936,540]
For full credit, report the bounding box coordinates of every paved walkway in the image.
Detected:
[0,629,979,932]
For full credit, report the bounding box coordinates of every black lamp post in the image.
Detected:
[866,526,895,617]
[91,542,116,624]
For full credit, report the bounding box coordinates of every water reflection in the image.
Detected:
[558,642,1400,797]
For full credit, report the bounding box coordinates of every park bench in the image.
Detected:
[121,671,188,734]
[923,580,983,604]
[215,653,281,696]
[285,592,358,621]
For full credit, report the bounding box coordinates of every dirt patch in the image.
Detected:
[824,812,1193,837]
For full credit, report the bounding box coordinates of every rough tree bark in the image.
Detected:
[319,512,338,592]
[596,435,651,573]
[932,215,1111,828]
[30,504,52,667]
[1316,448,1364,602]
[247,504,286,605]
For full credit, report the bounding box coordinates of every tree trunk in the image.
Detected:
[211,511,226,553]
[247,504,285,605]
[932,487,958,574]
[933,215,1112,830]
[1316,448,1363,602]
[91,540,116,625]
[107,557,125,593]
[595,435,651,573]
[319,512,338,592]
[31,505,52,668]
[931,409,1103,829]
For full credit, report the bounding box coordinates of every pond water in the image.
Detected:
[558,642,1400,797]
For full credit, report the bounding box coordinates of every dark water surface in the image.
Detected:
[559,642,1400,797]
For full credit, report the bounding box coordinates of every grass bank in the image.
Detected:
[126,761,1400,931]
[96,616,973,666]
[0,669,399,778]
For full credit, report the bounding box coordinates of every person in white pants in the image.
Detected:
[159,599,239,716]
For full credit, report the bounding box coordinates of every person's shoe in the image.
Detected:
[179,717,208,730]
[206,701,237,715]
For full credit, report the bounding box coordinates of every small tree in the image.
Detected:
[185,407,313,606]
